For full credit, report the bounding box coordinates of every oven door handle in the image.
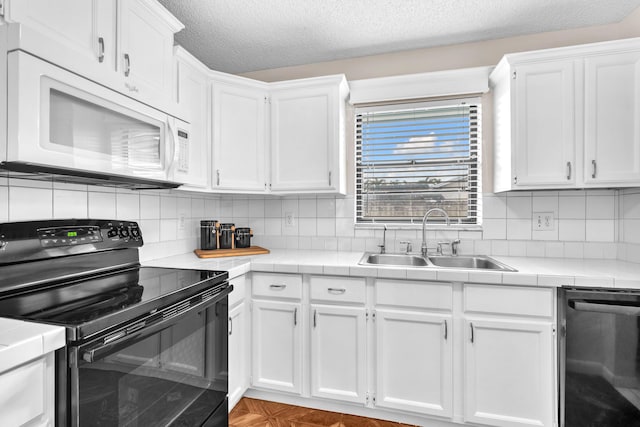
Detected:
[81,285,231,363]
[569,299,640,316]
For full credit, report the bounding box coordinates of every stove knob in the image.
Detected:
[130,228,140,238]
[119,228,130,238]
[107,228,119,238]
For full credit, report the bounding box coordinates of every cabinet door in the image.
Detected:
[584,51,640,185]
[174,55,209,188]
[212,81,268,192]
[251,300,302,394]
[375,309,453,418]
[310,305,366,403]
[464,318,554,427]
[513,61,576,187]
[228,303,249,410]
[118,0,175,104]
[6,0,117,79]
[270,83,342,193]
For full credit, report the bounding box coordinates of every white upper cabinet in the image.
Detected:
[491,38,640,191]
[584,50,640,185]
[211,75,269,192]
[4,0,117,74]
[512,60,577,188]
[270,75,349,194]
[117,0,180,107]
[173,47,210,188]
[5,0,183,112]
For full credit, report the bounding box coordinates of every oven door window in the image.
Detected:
[75,302,227,427]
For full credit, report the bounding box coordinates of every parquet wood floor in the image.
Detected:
[229,397,419,427]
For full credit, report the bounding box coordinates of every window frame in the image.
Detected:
[354,96,482,228]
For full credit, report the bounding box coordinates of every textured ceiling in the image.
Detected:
[157,0,640,74]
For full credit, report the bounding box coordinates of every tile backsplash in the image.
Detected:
[1,177,639,263]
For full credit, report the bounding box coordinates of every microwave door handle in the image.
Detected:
[166,119,177,176]
[569,299,640,316]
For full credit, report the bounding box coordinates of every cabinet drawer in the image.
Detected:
[228,275,246,307]
[252,272,302,300]
[464,284,554,318]
[310,276,366,304]
[376,280,452,311]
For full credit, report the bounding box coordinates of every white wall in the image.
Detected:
[214,190,621,260]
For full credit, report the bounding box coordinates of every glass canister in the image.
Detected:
[235,228,253,248]
[219,223,235,249]
[200,220,218,250]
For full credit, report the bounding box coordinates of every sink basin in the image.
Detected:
[428,255,516,271]
[359,253,429,267]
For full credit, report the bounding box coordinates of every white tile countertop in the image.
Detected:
[0,318,65,374]
[143,250,640,290]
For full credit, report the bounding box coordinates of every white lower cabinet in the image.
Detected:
[251,299,302,394]
[374,279,454,418]
[463,284,556,427]
[310,304,367,403]
[228,302,248,409]
[463,319,554,427]
[375,309,453,418]
[244,274,557,427]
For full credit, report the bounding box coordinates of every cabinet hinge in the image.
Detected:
[365,392,369,405]
[0,1,5,16]
[512,70,517,79]
[365,309,368,322]
[513,176,518,184]
[552,326,557,336]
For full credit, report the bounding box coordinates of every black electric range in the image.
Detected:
[0,219,231,427]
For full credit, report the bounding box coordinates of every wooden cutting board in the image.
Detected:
[194,246,270,259]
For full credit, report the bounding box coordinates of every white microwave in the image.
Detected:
[2,51,189,188]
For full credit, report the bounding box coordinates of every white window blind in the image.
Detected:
[355,97,481,225]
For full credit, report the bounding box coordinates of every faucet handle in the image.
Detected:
[399,241,412,254]
[451,239,461,256]
[377,244,386,254]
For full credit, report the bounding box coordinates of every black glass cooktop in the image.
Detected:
[0,266,228,341]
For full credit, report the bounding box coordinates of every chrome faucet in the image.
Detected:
[421,208,450,257]
[378,224,387,254]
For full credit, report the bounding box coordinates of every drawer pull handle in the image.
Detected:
[270,284,286,290]
[328,288,346,294]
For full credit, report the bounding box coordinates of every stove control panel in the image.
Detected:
[38,226,102,248]
[105,222,142,243]
[0,219,144,265]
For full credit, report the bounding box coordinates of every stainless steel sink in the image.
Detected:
[358,252,516,271]
[359,253,429,267]
[428,255,516,271]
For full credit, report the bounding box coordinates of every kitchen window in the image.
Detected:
[355,97,481,225]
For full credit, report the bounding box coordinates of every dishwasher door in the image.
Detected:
[559,288,640,427]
